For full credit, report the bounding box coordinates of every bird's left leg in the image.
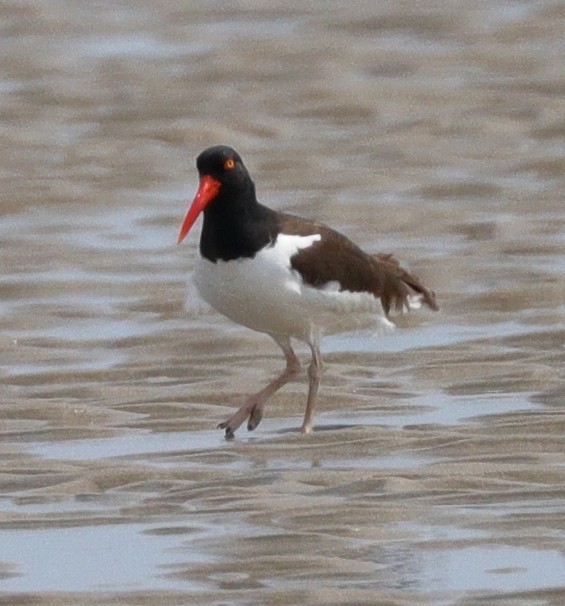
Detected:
[300,343,323,434]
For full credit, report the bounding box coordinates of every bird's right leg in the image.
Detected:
[217,335,301,439]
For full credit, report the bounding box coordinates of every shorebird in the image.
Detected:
[178,145,438,438]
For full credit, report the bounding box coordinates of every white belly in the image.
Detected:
[193,234,394,343]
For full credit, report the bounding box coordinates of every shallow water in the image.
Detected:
[1,1,565,605]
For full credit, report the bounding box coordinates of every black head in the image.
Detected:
[178,145,256,244]
[196,145,251,192]
[179,145,279,259]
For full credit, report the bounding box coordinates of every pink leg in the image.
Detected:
[300,344,323,434]
[218,336,301,439]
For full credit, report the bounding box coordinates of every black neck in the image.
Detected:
[200,183,280,262]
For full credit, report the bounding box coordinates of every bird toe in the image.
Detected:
[247,404,264,431]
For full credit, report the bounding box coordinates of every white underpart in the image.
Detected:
[193,234,395,344]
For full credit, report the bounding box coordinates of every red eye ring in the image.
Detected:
[224,158,235,170]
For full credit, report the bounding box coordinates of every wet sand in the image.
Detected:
[1,1,565,605]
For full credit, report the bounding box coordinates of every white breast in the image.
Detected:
[193,234,394,342]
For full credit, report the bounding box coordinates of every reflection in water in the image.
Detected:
[1,0,564,604]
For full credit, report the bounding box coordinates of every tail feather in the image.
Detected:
[372,253,439,314]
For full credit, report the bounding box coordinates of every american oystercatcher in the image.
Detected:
[178,145,438,438]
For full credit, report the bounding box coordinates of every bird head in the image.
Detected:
[178,145,250,244]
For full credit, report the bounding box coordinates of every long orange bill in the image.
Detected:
[177,175,221,244]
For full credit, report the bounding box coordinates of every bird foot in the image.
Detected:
[217,400,264,439]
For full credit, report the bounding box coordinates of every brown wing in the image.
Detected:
[279,213,438,316]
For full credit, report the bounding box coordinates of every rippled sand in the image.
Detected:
[1,1,564,605]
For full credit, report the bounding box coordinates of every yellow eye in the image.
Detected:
[224,158,235,170]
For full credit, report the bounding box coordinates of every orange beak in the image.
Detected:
[177,175,221,244]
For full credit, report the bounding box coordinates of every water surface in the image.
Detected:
[1,1,564,605]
